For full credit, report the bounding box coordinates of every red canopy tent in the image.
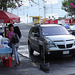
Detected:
[0,10,20,23]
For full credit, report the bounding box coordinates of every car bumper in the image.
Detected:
[48,49,75,56]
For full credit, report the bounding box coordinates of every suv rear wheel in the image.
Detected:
[28,42,34,55]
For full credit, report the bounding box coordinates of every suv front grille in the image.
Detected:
[58,45,65,49]
[57,44,73,49]
[66,44,73,48]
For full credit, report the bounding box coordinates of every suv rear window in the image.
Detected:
[42,26,70,36]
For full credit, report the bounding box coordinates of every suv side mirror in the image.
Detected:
[34,33,40,37]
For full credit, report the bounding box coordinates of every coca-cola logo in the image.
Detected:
[0,19,4,23]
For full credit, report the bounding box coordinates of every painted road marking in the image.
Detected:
[18,45,39,67]
[18,45,39,58]
[18,45,29,58]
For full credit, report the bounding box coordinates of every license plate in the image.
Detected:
[63,51,69,54]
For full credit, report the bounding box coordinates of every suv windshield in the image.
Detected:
[42,26,70,36]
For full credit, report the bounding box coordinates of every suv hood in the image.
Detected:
[45,35,75,41]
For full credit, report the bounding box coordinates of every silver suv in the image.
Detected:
[28,24,75,57]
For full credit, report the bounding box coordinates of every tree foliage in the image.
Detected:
[0,0,40,11]
[0,0,22,11]
[62,0,75,16]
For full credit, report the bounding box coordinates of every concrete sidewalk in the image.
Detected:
[0,54,47,75]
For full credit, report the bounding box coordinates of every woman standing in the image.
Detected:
[8,24,14,48]
[8,24,14,58]
[12,26,21,66]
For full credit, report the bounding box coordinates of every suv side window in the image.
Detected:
[32,27,35,33]
[31,27,39,34]
[34,27,39,34]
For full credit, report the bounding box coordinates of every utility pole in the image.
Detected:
[27,7,28,24]
[43,1,46,18]
[38,0,41,24]
[51,0,53,18]
[51,0,52,14]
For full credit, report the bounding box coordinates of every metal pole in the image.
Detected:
[27,7,28,24]
[23,6,24,15]
[17,7,18,16]
[38,0,41,25]
[43,1,46,18]
[51,0,52,16]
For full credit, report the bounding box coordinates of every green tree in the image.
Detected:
[62,0,75,16]
[0,0,22,11]
[0,0,37,11]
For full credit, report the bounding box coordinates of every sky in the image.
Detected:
[21,0,29,6]
[45,0,58,4]
[21,0,58,6]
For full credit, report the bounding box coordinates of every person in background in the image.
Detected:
[12,26,21,66]
[8,24,14,43]
[8,24,14,57]
[14,26,21,40]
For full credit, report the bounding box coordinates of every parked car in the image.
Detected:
[61,24,70,29]
[69,24,75,31]
[68,25,75,35]
[28,24,75,57]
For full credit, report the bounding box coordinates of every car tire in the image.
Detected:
[28,42,34,55]
[71,54,75,57]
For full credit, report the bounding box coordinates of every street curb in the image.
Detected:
[24,23,33,26]
[18,45,29,58]
[18,52,38,67]
[18,52,29,59]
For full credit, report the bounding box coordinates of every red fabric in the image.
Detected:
[0,10,20,23]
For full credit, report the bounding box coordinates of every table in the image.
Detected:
[0,47,12,54]
[0,47,12,62]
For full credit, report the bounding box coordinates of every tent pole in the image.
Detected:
[6,23,7,26]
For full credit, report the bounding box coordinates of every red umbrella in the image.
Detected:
[0,10,20,23]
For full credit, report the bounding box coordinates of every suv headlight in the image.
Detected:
[74,40,75,45]
[47,40,56,48]
[50,41,56,47]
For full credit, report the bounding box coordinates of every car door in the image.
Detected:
[28,27,35,48]
[29,26,40,50]
[33,27,40,51]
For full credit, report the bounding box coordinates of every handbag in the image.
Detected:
[11,33,19,44]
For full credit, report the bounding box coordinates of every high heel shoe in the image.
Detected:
[19,61,21,64]
[14,63,19,66]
